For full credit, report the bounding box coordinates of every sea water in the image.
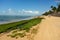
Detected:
[0,15,33,24]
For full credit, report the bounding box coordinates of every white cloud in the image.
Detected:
[24,10,33,13]
[25,10,39,14]
[1,9,40,15]
[19,9,40,14]
[34,11,39,14]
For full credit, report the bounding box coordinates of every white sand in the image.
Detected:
[0,16,60,40]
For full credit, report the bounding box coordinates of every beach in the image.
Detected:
[0,16,34,25]
[34,16,60,40]
[0,0,60,40]
[0,16,60,40]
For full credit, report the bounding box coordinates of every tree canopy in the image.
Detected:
[42,4,60,16]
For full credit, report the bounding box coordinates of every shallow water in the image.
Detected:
[0,15,33,24]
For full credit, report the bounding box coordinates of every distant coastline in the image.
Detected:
[0,16,35,25]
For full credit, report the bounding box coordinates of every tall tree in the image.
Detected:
[51,6,57,13]
[57,4,60,12]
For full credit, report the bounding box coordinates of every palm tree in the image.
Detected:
[51,6,57,13]
[57,4,60,12]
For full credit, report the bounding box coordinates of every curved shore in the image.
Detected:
[0,17,34,25]
[0,16,60,40]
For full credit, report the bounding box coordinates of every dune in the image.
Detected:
[0,16,60,40]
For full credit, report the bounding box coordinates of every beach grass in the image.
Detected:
[0,18,43,34]
[0,20,29,33]
[20,18,43,32]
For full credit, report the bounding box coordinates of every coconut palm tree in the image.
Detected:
[51,6,57,13]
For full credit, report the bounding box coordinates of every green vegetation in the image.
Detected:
[42,4,60,16]
[0,20,28,33]
[42,10,53,16]
[19,18,43,32]
[57,4,60,12]
[31,28,38,34]
[6,18,43,38]
[0,18,43,34]
[8,32,26,38]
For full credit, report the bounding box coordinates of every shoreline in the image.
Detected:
[0,16,60,40]
[0,17,34,25]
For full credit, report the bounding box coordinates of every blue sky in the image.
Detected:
[0,0,58,16]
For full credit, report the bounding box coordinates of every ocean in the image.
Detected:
[0,15,33,24]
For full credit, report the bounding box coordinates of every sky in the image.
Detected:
[0,0,59,16]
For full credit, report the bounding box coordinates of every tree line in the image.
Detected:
[43,4,60,16]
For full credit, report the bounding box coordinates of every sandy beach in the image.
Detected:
[34,16,60,40]
[0,16,60,40]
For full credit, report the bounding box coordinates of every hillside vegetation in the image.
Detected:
[0,18,43,33]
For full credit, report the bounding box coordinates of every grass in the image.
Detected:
[0,20,29,33]
[31,28,38,34]
[20,18,43,32]
[0,17,43,38]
